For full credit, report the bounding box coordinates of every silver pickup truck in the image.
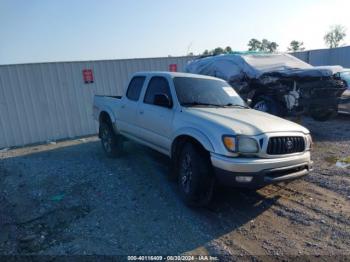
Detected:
[93,72,313,206]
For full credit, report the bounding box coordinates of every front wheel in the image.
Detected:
[252,96,283,116]
[99,122,123,158]
[177,143,215,207]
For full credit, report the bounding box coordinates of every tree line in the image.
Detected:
[193,24,346,56]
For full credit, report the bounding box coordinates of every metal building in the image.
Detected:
[292,45,350,67]
[2,47,349,149]
[0,56,194,148]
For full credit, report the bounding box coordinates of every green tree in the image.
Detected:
[287,40,305,52]
[203,49,210,55]
[267,41,279,53]
[260,39,270,52]
[201,46,235,56]
[259,39,278,53]
[247,38,278,53]
[248,38,262,51]
[212,47,225,55]
[324,25,346,48]
[224,46,233,53]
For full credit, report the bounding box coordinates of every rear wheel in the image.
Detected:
[310,108,337,121]
[99,122,123,158]
[177,142,215,207]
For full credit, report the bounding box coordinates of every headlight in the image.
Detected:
[306,134,313,150]
[222,136,259,153]
[238,137,259,153]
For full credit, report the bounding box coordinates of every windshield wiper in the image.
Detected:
[223,103,249,108]
[182,102,249,108]
[181,102,223,107]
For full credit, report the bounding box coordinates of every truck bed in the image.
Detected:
[95,95,122,99]
[93,95,122,122]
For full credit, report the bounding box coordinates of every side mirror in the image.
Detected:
[154,94,172,108]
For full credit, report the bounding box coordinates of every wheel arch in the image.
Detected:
[98,110,117,138]
[99,111,112,124]
[98,107,116,124]
[171,129,214,161]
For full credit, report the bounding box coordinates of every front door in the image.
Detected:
[137,76,175,151]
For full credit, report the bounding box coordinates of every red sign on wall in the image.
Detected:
[169,64,177,72]
[82,69,94,84]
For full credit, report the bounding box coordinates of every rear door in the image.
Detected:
[137,76,175,151]
[117,76,146,135]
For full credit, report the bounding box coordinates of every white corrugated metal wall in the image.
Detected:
[0,56,194,148]
[292,46,350,68]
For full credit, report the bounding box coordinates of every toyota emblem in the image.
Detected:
[286,140,294,150]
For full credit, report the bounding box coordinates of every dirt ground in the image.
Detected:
[0,115,350,259]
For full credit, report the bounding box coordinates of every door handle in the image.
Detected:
[121,105,125,109]
[139,110,144,115]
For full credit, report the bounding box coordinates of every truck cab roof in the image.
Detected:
[132,71,223,81]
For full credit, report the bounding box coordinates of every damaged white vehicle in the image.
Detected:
[93,72,313,206]
[186,53,347,121]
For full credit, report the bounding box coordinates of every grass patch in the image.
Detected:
[324,155,338,165]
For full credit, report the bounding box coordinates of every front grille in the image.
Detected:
[267,136,305,155]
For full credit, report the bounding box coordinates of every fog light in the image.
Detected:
[235,176,253,183]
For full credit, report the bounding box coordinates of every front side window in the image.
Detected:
[144,77,172,105]
[126,76,146,101]
[173,77,246,107]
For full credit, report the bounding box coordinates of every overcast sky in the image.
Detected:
[0,0,349,64]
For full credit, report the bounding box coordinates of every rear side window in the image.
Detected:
[144,77,172,105]
[126,76,146,101]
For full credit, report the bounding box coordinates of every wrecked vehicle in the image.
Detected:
[186,53,347,121]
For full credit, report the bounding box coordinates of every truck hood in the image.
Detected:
[184,107,309,136]
[186,53,344,80]
[263,65,344,78]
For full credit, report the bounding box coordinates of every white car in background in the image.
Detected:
[339,69,350,114]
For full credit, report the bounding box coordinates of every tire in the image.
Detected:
[310,108,337,122]
[99,122,123,158]
[177,142,215,207]
[252,96,282,116]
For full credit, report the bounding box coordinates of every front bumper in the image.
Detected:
[211,152,313,187]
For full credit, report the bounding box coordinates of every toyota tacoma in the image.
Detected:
[93,72,313,206]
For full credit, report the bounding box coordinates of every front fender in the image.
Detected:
[172,127,215,153]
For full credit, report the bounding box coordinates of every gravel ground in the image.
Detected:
[0,115,349,259]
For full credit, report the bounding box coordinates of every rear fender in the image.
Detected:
[99,106,117,124]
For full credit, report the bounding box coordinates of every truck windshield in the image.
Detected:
[173,77,247,107]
